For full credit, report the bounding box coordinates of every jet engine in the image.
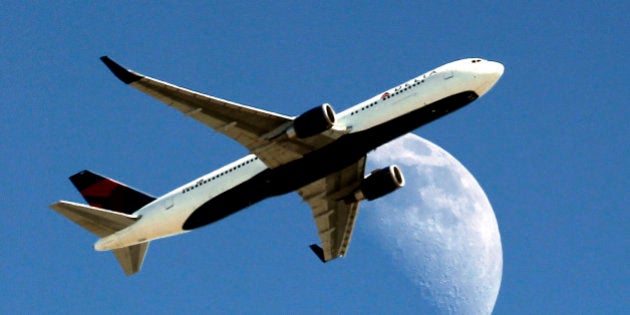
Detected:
[287,103,336,139]
[354,165,405,201]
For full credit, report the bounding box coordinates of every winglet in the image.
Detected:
[309,244,327,263]
[100,56,142,84]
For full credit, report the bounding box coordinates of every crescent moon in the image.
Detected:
[364,134,502,314]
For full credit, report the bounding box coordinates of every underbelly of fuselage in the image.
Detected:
[182,91,478,230]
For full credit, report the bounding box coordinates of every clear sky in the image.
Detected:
[1,1,627,314]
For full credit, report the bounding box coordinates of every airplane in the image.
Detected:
[50,56,504,275]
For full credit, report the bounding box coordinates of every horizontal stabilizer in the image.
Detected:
[50,201,138,237]
[50,201,149,276]
[113,242,149,276]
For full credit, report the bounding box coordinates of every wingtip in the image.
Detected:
[49,200,63,210]
[309,244,327,263]
[100,56,142,84]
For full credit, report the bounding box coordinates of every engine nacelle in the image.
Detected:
[287,103,336,139]
[354,165,405,201]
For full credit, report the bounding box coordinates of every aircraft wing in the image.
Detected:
[100,56,344,168]
[298,157,366,262]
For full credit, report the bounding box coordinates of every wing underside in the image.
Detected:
[298,157,366,262]
[100,56,345,168]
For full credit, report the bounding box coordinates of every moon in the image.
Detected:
[363,133,502,314]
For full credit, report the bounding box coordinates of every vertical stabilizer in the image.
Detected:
[69,170,155,214]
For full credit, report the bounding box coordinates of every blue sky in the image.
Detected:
[1,1,627,314]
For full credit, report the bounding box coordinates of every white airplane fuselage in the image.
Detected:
[94,58,504,251]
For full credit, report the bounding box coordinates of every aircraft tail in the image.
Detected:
[50,200,149,276]
[69,170,155,214]
[112,243,149,276]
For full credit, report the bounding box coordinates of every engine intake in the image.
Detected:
[355,165,405,201]
[287,103,336,139]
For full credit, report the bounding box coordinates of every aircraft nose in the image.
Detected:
[482,61,504,81]
[489,61,504,78]
[475,61,504,96]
